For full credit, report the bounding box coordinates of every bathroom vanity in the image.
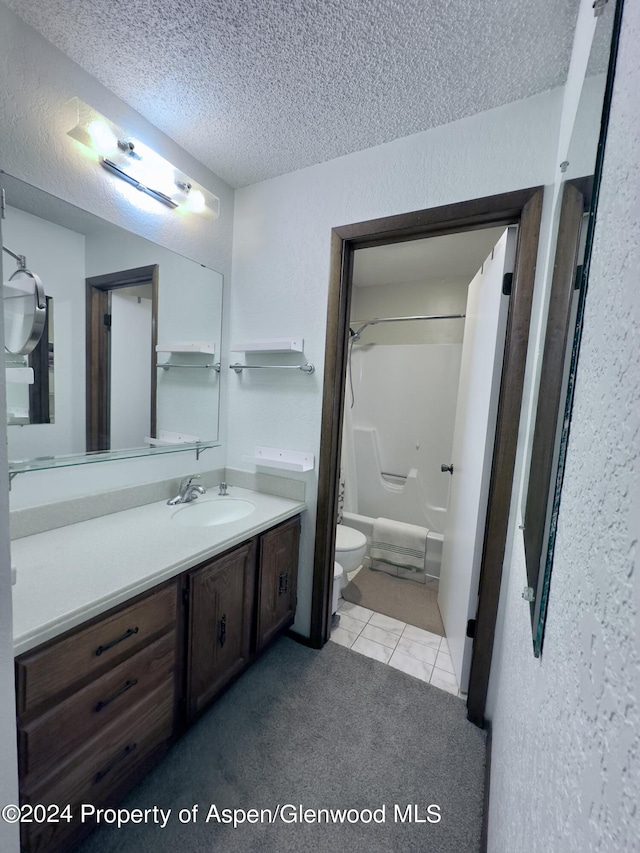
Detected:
[11,488,303,853]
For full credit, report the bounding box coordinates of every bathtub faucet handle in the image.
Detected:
[441,463,454,475]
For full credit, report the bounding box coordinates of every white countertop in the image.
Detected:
[11,486,306,656]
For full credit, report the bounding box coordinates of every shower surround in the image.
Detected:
[341,341,462,577]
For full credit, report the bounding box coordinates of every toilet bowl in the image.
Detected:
[335,524,367,587]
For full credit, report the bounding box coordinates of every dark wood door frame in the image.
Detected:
[28,295,52,423]
[86,265,159,452]
[311,187,544,727]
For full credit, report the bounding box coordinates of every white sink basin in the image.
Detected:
[171,497,256,528]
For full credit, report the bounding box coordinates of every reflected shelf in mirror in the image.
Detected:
[8,439,217,476]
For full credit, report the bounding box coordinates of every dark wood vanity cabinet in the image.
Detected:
[15,580,180,853]
[185,515,301,719]
[14,513,301,853]
[256,516,300,651]
[186,539,256,721]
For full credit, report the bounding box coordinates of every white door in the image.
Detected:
[437,226,516,693]
[110,290,152,449]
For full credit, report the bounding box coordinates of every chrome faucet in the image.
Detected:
[218,481,228,496]
[167,475,206,505]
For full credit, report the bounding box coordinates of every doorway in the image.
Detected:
[336,224,515,697]
[311,187,543,726]
[86,264,158,452]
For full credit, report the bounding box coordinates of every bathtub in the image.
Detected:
[351,427,448,533]
[341,511,443,581]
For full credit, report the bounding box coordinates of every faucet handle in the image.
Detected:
[218,481,228,496]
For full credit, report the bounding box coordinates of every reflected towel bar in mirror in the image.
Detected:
[230,363,315,374]
[157,362,221,372]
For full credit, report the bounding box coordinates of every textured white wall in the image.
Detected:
[230,88,562,636]
[0,2,233,505]
[487,2,640,851]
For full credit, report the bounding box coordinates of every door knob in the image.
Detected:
[441,463,454,474]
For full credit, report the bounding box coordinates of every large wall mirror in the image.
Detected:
[523,0,621,655]
[1,172,223,474]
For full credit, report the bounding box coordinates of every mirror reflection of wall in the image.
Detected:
[5,297,54,426]
[522,0,619,655]
[1,173,223,468]
[4,202,84,458]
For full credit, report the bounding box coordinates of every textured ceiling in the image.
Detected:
[4,0,580,187]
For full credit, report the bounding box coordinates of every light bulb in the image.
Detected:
[186,190,206,212]
[87,120,118,156]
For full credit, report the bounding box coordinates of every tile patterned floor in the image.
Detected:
[330,599,461,697]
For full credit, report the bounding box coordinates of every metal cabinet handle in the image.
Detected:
[219,614,227,647]
[278,571,289,595]
[94,679,138,712]
[440,463,454,474]
[95,627,139,656]
[94,742,137,783]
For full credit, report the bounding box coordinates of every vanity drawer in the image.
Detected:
[21,680,174,853]
[16,581,178,714]
[18,632,176,784]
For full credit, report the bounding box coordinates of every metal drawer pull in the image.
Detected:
[95,627,139,656]
[94,742,137,783]
[219,614,227,647]
[94,679,138,712]
[278,571,289,595]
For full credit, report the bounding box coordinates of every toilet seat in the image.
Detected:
[335,525,366,552]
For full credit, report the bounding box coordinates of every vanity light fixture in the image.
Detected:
[66,98,220,217]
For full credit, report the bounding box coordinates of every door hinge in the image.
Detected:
[103,313,112,328]
[502,272,513,296]
[466,619,476,639]
[574,264,584,291]
[522,586,535,602]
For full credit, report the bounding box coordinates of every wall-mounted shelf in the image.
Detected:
[241,446,315,472]
[6,367,34,384]
[144,430,200,446]
[155,341,215,354]
[230,338,304,353]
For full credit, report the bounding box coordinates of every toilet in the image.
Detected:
[334,524,367,589]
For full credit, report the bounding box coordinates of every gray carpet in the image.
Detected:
[342,566,446,635]
[76,638,486,853]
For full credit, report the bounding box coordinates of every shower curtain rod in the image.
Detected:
[351,313,465,341]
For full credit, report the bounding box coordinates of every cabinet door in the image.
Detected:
[186,541,255,720]
[256,516,300,652]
